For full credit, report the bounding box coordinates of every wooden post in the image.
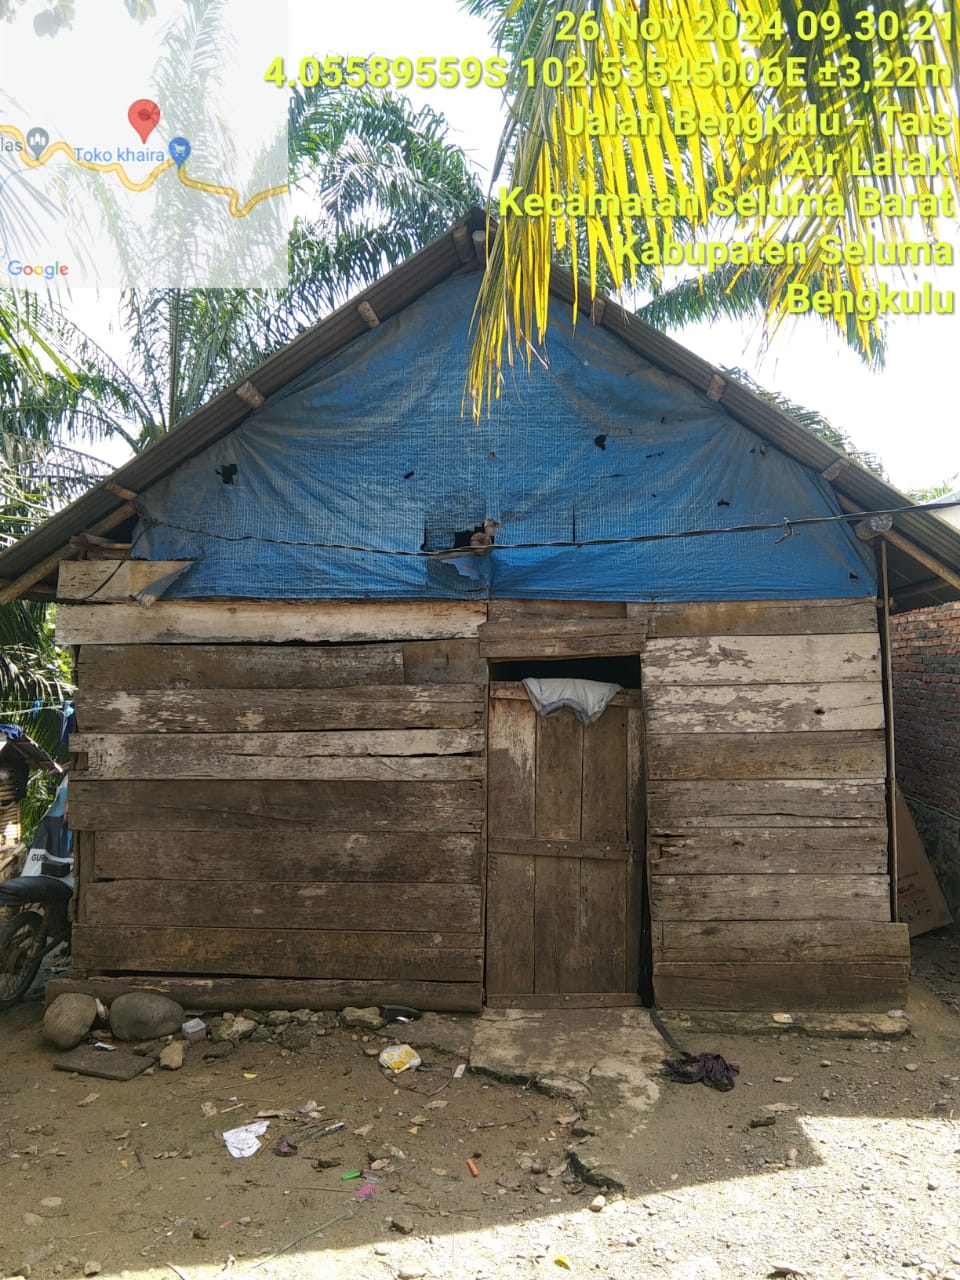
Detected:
[879,541,899,921]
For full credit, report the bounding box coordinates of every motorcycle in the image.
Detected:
[0,777,72,1008]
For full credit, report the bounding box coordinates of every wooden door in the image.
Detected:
[485,682,644,1003]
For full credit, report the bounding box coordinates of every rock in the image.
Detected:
[250,1025,272,1043]
[905,1063,920,1072]
[83,1264,101,1277]
[201,1040,235,1061]
[131,1039,166,1057]
[390,1216,415,1235]
[750,1116,776,1128]
[398,1268,427,1279]
[265,1010,293,1026]
[160,1041,185,1070]
[374,1245,390,1257]
[224,1016,257,1041]
[42,993,98,1050]
[589,1195,606,1212]
[278,1025,314,1051]
[109,991,184,1041]
[341,1006,385,1030]
[820,1089,833,1101]
[39,1198,62,1210]
[22,1213,43,1227]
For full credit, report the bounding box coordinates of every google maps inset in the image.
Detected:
[0,0,288,289]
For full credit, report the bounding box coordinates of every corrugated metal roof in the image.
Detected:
[2,205,958,610]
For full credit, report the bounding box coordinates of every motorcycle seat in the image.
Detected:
[0,875,72,904]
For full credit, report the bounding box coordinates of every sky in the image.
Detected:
[28,0,960,493]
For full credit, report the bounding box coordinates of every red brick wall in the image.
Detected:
[890,602,960,814]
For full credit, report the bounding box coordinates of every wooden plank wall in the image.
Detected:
[633,599,910,1011]
[59,570,488,1012]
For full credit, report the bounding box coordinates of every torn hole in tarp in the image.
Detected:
[521,677,622,726]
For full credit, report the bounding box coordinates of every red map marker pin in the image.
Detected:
[128,99,160,144]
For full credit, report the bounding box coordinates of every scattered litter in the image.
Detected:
[762,1103,799,1115]
[200,1102,219,1119]
[341,1170,362,1181]
[379,1005,422,1023]
[771,1013,794,1024]
[379,1044,422,1074]
[242,1072,257,1080]
[222,1121,269,1159]
[773,1076,794,1084]
[353,1123,373,1137]
[466,1158,479,1178]
[750,1115,776,1128]
[353,1183,376,1200]
[425,1100,448,1111]
[181,1017,207,1043]
[662,1053,739,1091]
[555,1257,571,1270]
[93,1042,118,1052]
[453,1063,466,1079]
[76,1093,100,1107]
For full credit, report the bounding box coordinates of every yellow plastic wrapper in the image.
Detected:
[378,1043,422,1074]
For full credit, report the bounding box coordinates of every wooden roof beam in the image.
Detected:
[837,495,960,593]
[0,503,137,606]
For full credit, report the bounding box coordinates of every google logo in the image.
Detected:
[7,259,70,280]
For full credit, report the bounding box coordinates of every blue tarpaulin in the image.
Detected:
[134,275,876,601]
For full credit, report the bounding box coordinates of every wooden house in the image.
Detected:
[3,210,960,1015]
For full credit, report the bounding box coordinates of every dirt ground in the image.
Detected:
[4,942,960,1280]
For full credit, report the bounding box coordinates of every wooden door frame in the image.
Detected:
[482,666,649,1010]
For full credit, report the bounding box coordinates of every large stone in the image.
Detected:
[109,991,185,1042]
[341,1006,385,1030]
[43,994,98,1050]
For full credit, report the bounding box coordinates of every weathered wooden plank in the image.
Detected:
[75,686,484,733]
[649,873,891,921]
[648,779,886,828]
[488,601,627,620]
[84,880,482,932]
[69,779,484,833]
[651,830,888,876]
[653,961,908,1011]
[77,643,405,690]
[58,560,195,602]
[71,925,482,980]
[71,731,484,780]
[480,618,646,659]
[485,993,643,1009]
[488,836,631,862]
[78,754,482,782]
[628,599,878,638]
[657,921,910,964]
[485,696,537,995]
[643,634,880,685]
[94,831,481,883]
[491,683,643,707]
[642,682,884,733]
[534,711,583,993]
[580,707,628,992]
[57,600,488,646]
[401,639,488,684]
[45,975,482,1014]
[646,730,887,781]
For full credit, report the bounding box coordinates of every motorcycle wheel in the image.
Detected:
[0,911,45,1008]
